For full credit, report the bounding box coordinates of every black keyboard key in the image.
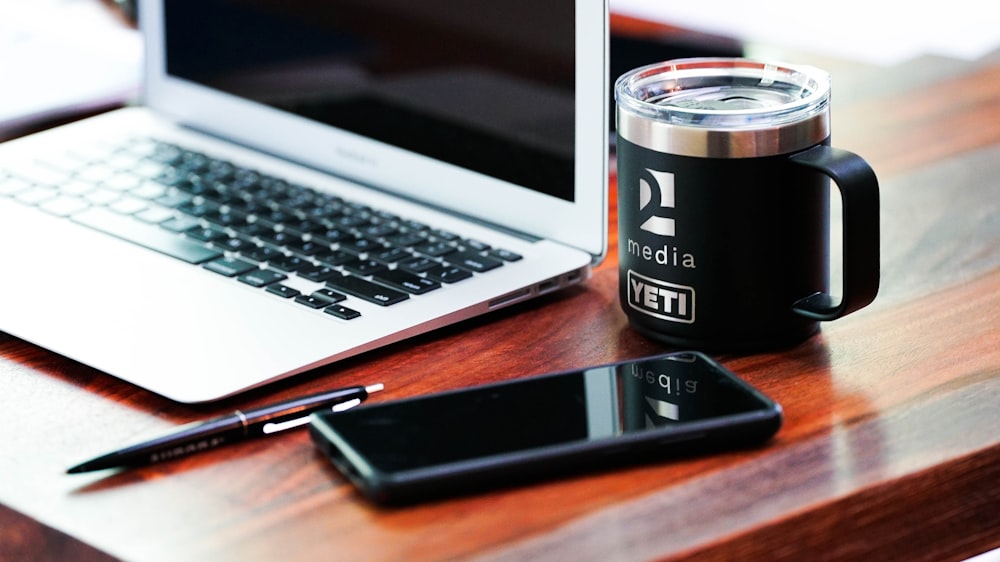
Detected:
[233,222,272,240]
[72,207,222,264]
[332,214,371,229]
[343,258,388,276]
[266,284,301,298]
[360,223,398,238]
[242,244,283,263]
[257,230,301,248]
[186,226,228,243]
[489,248,523,262]
[204,257,258,277]
[447,250,503,273]
[324,304,361,320]
[340,236,385,254]
[253,208,294,227]
[311,228,351,245]
[297,264,343,283]
[268,254,309,273]
[204,208,249,228]
[286,239,328,256]
[371,247,411,264]
[397,256,438,274]
[414,240,456,257]
[373,269,441,295]
[294,294,335,309]
[238,268,287,287]
[464,239,491,252]
[177,199,218,217]
[326,275,409,306]
[386,232,426,247]
[313,288,347,303]
[424,264,473,283]
[429,228,460,241]
[216,236,255,253]
[153,191,192,209]
[315,250,355,267]
[399,219,429,232]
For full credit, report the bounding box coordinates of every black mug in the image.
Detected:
[615,58,880,351]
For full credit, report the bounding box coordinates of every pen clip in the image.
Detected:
[261,397,363,434]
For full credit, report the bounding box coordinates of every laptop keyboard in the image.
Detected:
[0,137,523,320]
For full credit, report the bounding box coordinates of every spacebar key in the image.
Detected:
[72,207,223,264]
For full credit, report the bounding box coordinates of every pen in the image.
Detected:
[67,383,384,474]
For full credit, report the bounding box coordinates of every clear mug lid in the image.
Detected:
[615,58,831,158]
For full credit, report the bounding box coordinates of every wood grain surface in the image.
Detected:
[1,42,999,562]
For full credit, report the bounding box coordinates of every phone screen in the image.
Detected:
[311,352,780,503]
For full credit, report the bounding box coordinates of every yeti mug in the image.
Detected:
[615,58,880,350]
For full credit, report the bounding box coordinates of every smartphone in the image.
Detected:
[309,351,781,504]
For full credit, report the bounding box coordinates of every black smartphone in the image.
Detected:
[309,351,781,504]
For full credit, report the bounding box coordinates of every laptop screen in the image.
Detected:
[163,0,576,202]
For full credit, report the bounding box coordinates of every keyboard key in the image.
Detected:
[371,247,411,264]
[238,268,287,287]
[447,250,503,273]
[386,232,425,247]
[186,226,229,243]
[268,254,309,273]
[312,288,347,303]
[265,284,301,298]
[413,240,456,257]
[15,186,58,205]
[297,264,343,283]
[424,264,473,283]
[343,258,387,276]
[323,304,361,320]
[134,206,175,224]
[7,161,72,187]
[204,258,258,277]
[84,188,122,206]
[397,256,438,274]
[242,245,283,263]
[72,207,222,264]
[257,229,301,248]
[39,196,89,217]
[0,175,31,196]
[373,269,441,295]
[160,215,201,233]
[489,248,523,262]
[314,250,355,267]
[429,228,460,241]
[464,239,491,252]
[326,275,409,306]
[286,239,328,256]
[294,294,335,309]
[216,236,256,253]
[340,236,385,254]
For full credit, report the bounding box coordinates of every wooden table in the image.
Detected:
[3,47,1000,561]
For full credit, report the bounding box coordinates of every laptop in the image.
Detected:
[0,0,608,402]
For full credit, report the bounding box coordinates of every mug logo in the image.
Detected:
[627,270,695,324]
[639,169,676,237]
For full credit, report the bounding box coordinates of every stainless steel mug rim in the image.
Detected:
[616,58,831,158]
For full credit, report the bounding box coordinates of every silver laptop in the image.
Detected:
[0,0,608,402]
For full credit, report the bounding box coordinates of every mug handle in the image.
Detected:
[788,145,880,321]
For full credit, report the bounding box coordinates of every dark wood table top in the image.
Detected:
[2,48,999,561]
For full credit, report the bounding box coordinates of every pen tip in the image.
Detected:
[366,383,385,394]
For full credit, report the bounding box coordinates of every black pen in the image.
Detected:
[67,383,384,474]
